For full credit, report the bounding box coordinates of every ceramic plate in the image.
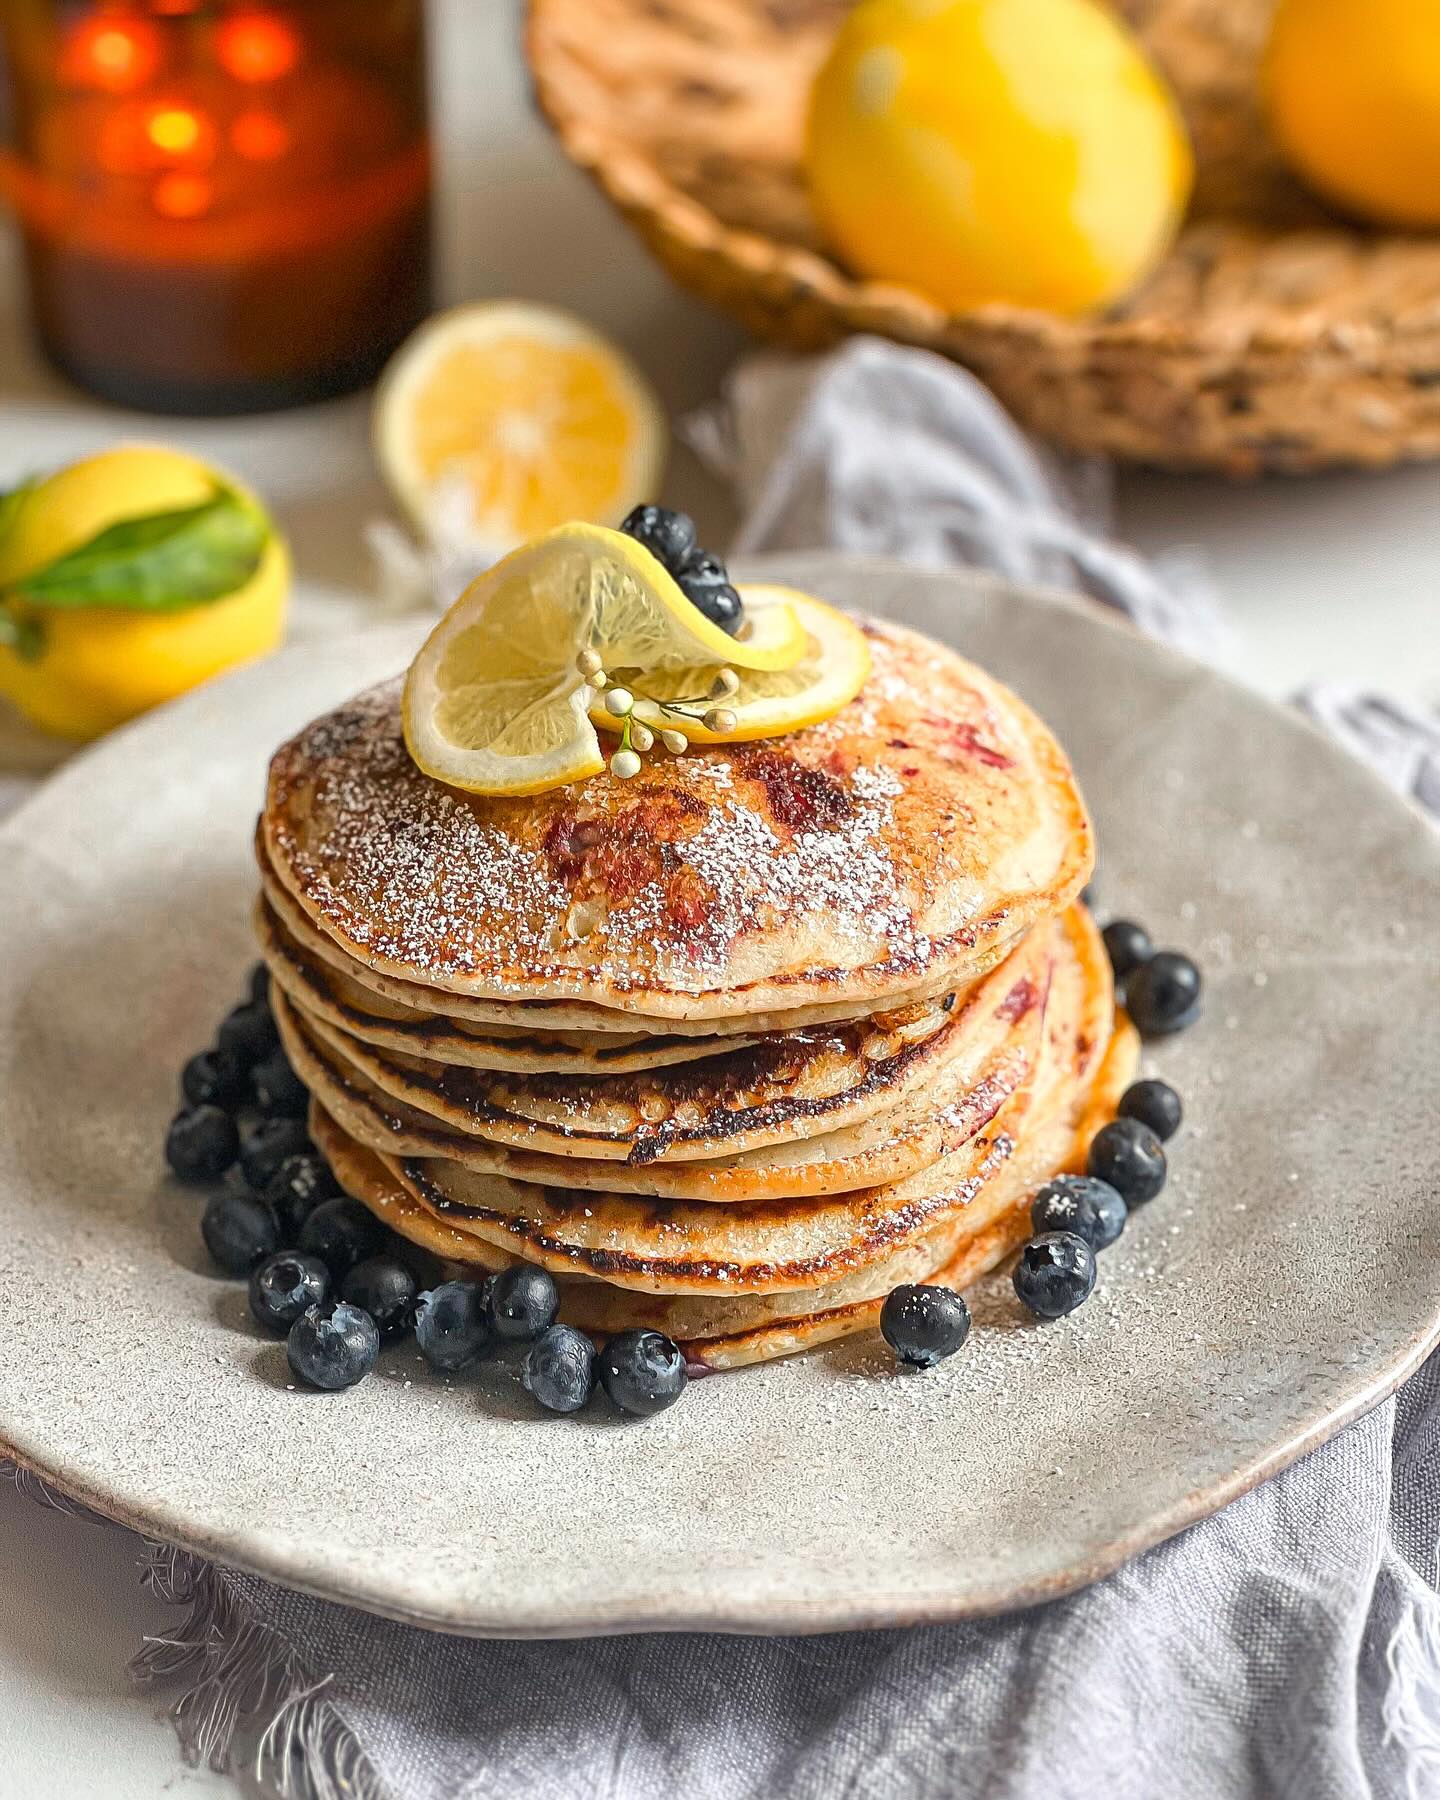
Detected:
[2,556,1437,1638]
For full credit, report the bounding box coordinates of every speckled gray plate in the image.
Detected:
[1,556,1438,1639]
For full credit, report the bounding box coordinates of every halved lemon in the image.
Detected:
[374,302,667,555]
[592,587,871,745]
[403,526,808,796]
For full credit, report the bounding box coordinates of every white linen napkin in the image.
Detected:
[8,337,1440,1800]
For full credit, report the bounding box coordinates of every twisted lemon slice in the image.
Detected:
[590,588,870,745]
[403,525,808,796]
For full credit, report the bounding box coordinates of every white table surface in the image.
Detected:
[0,2,1435,1794]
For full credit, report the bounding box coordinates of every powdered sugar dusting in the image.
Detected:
[265,623,1073,1003]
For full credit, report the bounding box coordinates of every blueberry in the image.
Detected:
[341,1256,417,1342]
[522,1324,596,1414]
[488,1266,560,1342]
[298,1197,386,1279]
[262,1152,340,1240]
[879,1284,972,1368]
[201,1191,280,1275]
[1087,1117,1167,1205]
[676,554,743,635]
[619,504,697,573]
[1030,1174,1127,1252]
[239,1116,312,1192]
[165,1105,240,1183]
[253,1048,308,1119]
[1101,919,1152,981]
[217,1001,279,1070]
[1118,1078,1183,1142]
[287,1302,379,1390]
[414,1279,495,1371]
[181,1048,249,1111]
[248,962,271,1004]
[248,1251,329,1333]
[1126,952,1202,1038]
[1013,1231,1097,1319]
[599,1329,687,1417]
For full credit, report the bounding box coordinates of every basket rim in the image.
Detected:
[525,0,1440,363]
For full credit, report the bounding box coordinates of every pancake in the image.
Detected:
[311,1003,1139,1366]
[262,619,1091,1021]
[259,832,972,1038]
[283,914,1062,1202]
[274,966,994,1165]
[300,897,1107,1303]
[257,898,769,1074]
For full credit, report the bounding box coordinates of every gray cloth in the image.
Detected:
[11,337,1440,1800]
[193,1347,1440,1800]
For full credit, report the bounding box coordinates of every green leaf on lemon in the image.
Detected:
[2,486,268,614]
[0,480,35,556]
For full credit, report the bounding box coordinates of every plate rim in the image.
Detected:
[2,556,1438,1638]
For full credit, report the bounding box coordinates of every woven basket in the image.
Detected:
[526,0,1440,475]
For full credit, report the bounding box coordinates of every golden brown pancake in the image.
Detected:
[300,896,1110,1303]
[275,969,989,1166]
[257,897,768,1074]
[259,831,971,1037]
[310,1000,1138,1366]
[282,915,1059,1202]
[262,620,1091,1021]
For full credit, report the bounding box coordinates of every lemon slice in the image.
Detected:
[403,527,808,796]
[374,303,667,554]
[592,588,871,746]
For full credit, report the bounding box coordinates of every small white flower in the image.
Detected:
[604,687,634,718]
[709,667,740,699]
[660,728,689,754]
[630,722,654,752]
[576,648,604,679]
[610,748,642,779]
[702,706,738,734]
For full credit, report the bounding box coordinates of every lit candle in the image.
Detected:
[0,2,432,413]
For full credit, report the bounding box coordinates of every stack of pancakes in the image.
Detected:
[256,619,1136,1369]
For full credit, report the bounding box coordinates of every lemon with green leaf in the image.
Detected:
[0,444,289,741]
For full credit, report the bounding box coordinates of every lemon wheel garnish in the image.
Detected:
[374,302,668,555]
[403,527,809,797]
[591,588,871,746]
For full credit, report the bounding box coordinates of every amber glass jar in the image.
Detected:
[0,1,432,414]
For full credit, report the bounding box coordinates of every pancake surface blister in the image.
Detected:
[259,607,1130,1368]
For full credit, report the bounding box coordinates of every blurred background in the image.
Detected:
[0,0,1433,752]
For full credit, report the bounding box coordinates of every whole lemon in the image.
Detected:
[805,0,1192,316]
[0,444,289,742]
[1263,0,1440,228]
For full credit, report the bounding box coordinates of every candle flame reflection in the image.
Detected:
[64,18,162,93]
[146,106,204,156]
[217,13,301,83]
[151,172,213,218]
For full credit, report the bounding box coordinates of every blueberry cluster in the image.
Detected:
[1011,1072,1183,1321]
[876,1091,1186,1355]
[165,973,689,1413]
[1101,918,1203,1039]
[415,1275,689,1418]
[1000,911,1199,1320]
[619,504,743,637]
[880,907,1199,1352]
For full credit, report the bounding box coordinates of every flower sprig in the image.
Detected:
[577,649,740,780]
